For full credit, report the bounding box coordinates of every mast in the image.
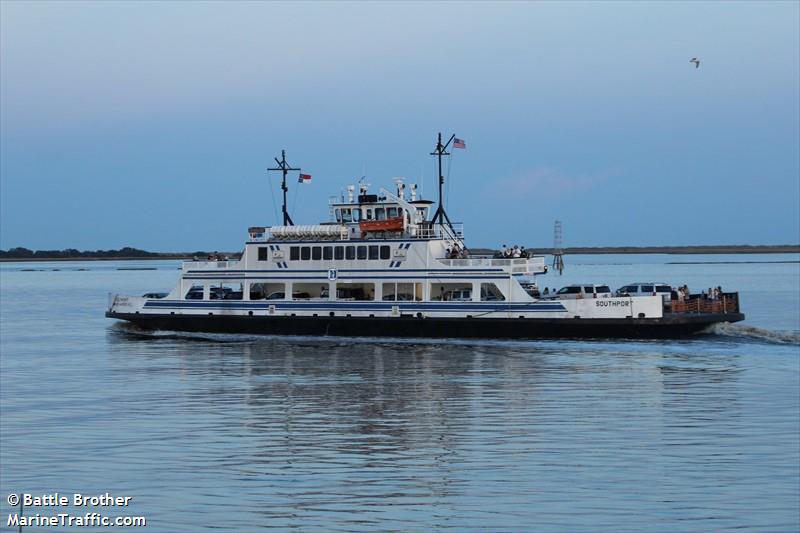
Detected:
[267,149,302,226]
[430,132,456,228]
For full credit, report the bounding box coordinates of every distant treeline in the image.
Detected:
[2,244,797,261]
[527,245,800,255]
[467,244,800,256]
[0,247,238,261]
[1,247,164,260]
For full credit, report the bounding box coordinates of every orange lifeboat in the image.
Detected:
[359,216,404,233]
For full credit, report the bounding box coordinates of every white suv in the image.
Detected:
[616,283,673,305]
[548,284,612,300]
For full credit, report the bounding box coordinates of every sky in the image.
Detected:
[1,0,798,251]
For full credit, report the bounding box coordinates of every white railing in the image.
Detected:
[270,225,350,240]
[183,260,231,271]
[409,223,464,240]
[438,257,537,267]
[438,256,547,274]
[249,222,463,242]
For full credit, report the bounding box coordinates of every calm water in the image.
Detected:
[1,255,798,532]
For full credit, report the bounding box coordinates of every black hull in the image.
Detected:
[107,312,745,340]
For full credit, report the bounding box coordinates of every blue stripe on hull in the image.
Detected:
[183,275,511,281]
[143,300,566,312]
[185,268,506,274]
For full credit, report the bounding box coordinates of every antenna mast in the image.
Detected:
[267,149,302,226]
[430,132,456,229]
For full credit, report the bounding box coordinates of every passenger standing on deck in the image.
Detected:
[501,244,508,258]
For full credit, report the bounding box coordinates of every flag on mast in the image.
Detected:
[453,138,466,149]
[298,173,312,183]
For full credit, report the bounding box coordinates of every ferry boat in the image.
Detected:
[107,135,744,339]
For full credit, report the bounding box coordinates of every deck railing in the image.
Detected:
[182,260,231,271]
[250,222,463,242]
[438,256,547,275]
[670,293,740,314]
[409,223,464,240]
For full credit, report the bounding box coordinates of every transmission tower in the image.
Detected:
[552,220,565,275]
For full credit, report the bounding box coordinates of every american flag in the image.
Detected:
[453,137,466,149]
[298,173,312,183]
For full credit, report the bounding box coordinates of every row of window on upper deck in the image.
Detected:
[258,244,393,262]
[335,206,405,223]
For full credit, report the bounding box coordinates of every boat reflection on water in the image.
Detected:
[105,324,754,527]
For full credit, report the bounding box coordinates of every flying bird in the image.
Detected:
[690,57,700,69]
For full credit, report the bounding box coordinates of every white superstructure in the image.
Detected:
[109,180,664,322]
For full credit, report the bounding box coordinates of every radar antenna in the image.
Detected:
[267,150,303,226]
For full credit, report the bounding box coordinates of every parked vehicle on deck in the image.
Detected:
[616,283,673,305]
[546,284,612,300]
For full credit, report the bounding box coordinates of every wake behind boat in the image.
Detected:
[106,134,744,339]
